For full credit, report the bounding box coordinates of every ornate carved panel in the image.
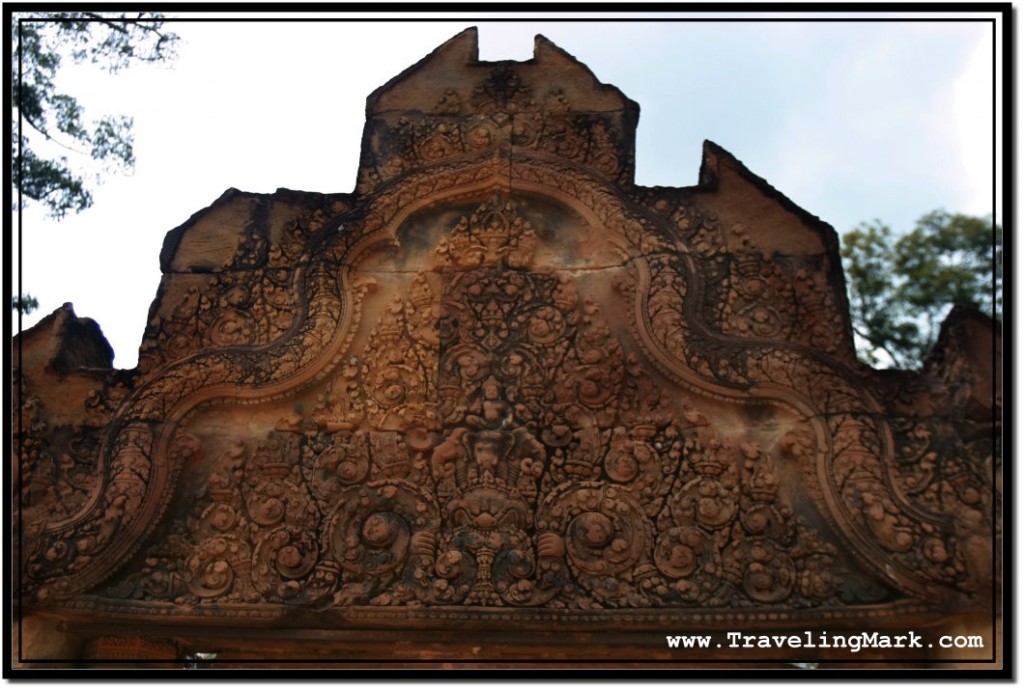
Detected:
[13,28,999,666]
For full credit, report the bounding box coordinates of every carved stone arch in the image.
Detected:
[498,154,952,601]
[15,27,998,664]
[628,231,979,603]
[21,142,955,611]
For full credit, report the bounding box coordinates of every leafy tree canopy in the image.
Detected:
[12,11,178,218]
[841,210,1002,370]
[11,294,39,315]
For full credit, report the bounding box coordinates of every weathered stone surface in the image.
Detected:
[13,28,1000,666]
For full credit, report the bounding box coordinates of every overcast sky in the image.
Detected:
[12,11,1002,369]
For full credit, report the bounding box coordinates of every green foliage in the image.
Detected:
[12,12,177,217]
[12,294,40,315]
[841,210,1002,369]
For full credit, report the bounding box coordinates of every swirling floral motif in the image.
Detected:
[722,540,796,604]
[524,305,567,345]
[492,545,565,607]
[540,485,651,582]
[210,310,256,347]
[603,436,662,493]
[640,243,994,600]
[18,61,989,624]
[252,528,319,599]
[567,511,635,576]
[678,476,739,530]
[332,508,410,577]
[246,492,287,528]
[404,532,476,605]
[654,526,721,602]
[327,482,439,585]
[312,433,371,500]
[740,504,790,542]
[200,503,238,534]
[186,537,237,598]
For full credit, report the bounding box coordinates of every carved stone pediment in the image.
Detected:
[14,28,999,667]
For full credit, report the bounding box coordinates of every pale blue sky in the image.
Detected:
[13,13,1002,368]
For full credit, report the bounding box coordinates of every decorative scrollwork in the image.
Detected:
[722,539,796,604]
[186,537,237,599]
[18,40,994,630]
[654,526,721,602]
[327,482,439,586]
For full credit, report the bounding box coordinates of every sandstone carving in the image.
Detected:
[13,29,1000,667]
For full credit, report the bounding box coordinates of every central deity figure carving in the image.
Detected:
[288,196,840,610]
[113,196,848,612]
[17,32,994,656]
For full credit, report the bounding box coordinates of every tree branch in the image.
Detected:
[80,12,172,42]
[850,323,903,368]
[17,109,89,156]
[80,13,129,33]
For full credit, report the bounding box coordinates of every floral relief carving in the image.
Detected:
[19,148,994,617]
[635,216,998,600]
[363,67,630,189]
[15,388,101,528]
[16,35,995,641]
[138,205,332,374]
[99,198,874,614]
